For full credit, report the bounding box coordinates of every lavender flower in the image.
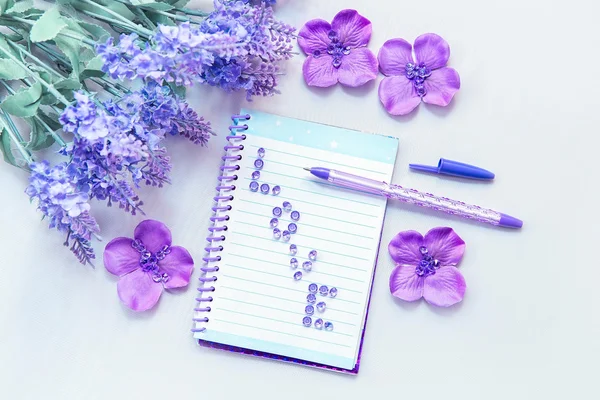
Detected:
[60,91,168,214]
[26,161,100,264]
[200,1,296,99]
[97,23,245,86]
[97,1,296,99]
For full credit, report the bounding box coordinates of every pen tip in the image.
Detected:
[303,167,311,171]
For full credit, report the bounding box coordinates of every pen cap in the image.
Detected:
[409,158,495,180]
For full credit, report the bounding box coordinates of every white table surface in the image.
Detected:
[1,0,599,399]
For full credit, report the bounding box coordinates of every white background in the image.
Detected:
[1,0,599,399]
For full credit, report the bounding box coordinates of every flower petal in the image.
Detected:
[378,76,421,116]
[423,266,466,307]
[389,265,424,301]
[104,237,139,277]
[302,55,339,87]
[159,246,194,289]
[133,219,172,254]
[298,19,332,54]
[117,268,163,311]
[422,67,460,107]
[388,230,423,265]
[423,227,465,266]
[378,38,414,76]
[331,9,372,48]
[337,48,378,87]
[413,33,450,70]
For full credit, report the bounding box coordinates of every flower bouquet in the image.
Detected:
[0,0,295,264]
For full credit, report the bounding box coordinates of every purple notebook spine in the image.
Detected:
[191,113,250,334]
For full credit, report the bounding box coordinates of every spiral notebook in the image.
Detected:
[192,109,398,373]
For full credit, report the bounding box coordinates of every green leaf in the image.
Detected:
[80,55,105,81]
[0,58,28,80]
[0,35,22,60]
[131,1,175,11]
[40,78,80,105]
[0,0,15,15]
[30,7,67,43]
[5,0,33,14]
[146,11,175,26]
[37,110,62,131]
[169,0,190,7]
[167,82,185,98]
[54,35,81,77]
[79,21,110,41]
[0,127,18,167]
[0,82,42,117]
[24,117,55,151]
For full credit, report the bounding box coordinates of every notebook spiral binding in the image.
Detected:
[192,113,250,333]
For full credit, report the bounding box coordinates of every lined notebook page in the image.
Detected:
[195,111,398,370]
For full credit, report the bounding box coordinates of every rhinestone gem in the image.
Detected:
[316,301,326,313]
[313,49,321,58]
[302,261,312,272]
[257,147,265,158]
[419,246,428,255]
[329,287,338,298]
[272,185,281,196]
[290,258,298,269]
[308,250,317,261]
[283,201,292,212]
[305,305,315,315]
[288,223,297,234]
[307,293,316,304]
[314,318,324,330]
[308,283,318,294]
[327,44,335,54]
[342,46,351,55]
[416,84,426,97]
[272,207,282,217]
[152,273,162,283]
[432,259,440,269]
[270,218,279,228]
[290,211,300,221]
[249,181,259,192]
[254,159,264,169]
[282,230,291,242]
[324,321,333,331]
[406,62,415,71]
[302,316,312,327]
[332,57,342,68]
[273,228,281,240]
[289,244,297,255]
[327,30,337,40]
[294,271,303,280]
[260,183,270,194]
[319,285,328,296]
[251,170,260,180]
[161,273,169,283]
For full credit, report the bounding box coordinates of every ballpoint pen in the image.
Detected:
[304,167,523,229]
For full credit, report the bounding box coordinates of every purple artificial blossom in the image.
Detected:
[388,227,466,307]
[298,9,378,87]
[378,33,460,115]
[104,220,194,311]
[26,161,100,264]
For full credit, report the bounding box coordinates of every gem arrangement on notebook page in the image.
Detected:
[248,146,338,331]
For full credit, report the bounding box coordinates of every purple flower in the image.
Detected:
[298,9,378,87]
[378,33,460,115]
[104,220,194,311]
[388,227,466,307]
[26,161,100,264]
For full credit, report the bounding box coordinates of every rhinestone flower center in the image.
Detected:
[312,30,350,69]
[131,239,171,283]
[415,246,440,277]
[405,62,431,97]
